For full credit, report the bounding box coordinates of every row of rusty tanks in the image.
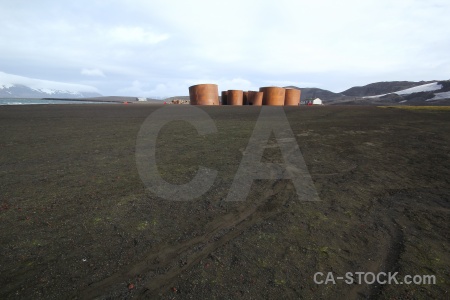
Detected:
[189,84,301,106]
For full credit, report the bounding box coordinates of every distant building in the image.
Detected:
[137,97,147,102]
[312,98,323,105]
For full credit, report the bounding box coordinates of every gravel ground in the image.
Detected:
[0,104,449,299]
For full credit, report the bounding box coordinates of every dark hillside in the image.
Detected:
[341,81,434,97]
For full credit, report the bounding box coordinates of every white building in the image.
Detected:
[312,98,323,105]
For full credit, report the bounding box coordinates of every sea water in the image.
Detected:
[0,98,114,105]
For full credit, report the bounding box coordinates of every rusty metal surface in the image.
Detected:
[247,91,263,106]
[227,90,243,106]
[259,87,285,106]
[243,91,249,105]
[189,84,219,105]
[221,91,228,105]
[285,88,301,106]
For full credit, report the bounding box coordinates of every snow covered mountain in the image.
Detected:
[0,84,102,98]
[0,72,102,98]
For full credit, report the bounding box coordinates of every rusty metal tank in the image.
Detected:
[259,87,285,106]
[247,91,263,106]
[221,91,228,105]
[227,90,243,105]
[189,84,219,105]
[285,88,301,106]
[243,91,249,105]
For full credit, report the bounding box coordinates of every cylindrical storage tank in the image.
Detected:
[221,91,228,105]
[259,87,285,106]
[227,90,243,106]
[243,91,249,105]
[285,88,301,106]
[189,84,219,105]
[247,91,263,106]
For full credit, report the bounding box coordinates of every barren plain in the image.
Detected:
[0,104,449,299]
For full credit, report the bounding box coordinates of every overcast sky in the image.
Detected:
[0,0,449,97]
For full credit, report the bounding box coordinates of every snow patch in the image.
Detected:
[396,82,442,95]
[33,88,56,94]
[30,88,83,96]
[1,83,14,89]
[426,91,450,101]
[364,82,442,98]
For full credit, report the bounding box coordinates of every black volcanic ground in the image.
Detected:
[0,104,448,299]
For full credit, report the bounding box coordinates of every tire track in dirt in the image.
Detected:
[79,180,292,299]
[345,203,405,299]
